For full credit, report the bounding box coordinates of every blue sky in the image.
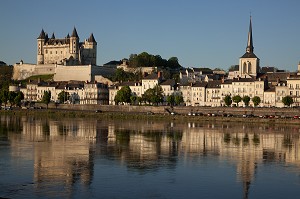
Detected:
[1,0,300,71]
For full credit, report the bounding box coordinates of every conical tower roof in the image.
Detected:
[87,33,96,43]
[51,32,55,39]
[71,27,79,38]
[37,29,46,39]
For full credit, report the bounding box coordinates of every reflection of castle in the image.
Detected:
[14,118,108,197]
[6,116,300,198]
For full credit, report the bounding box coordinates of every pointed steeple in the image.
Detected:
[66,33,70,38]
[246,16,254,53]
[38,29,46,39]
[71,27,79,38]
[51,32,55,39]
[87,33,96,43]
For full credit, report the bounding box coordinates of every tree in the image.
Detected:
[130,95,137,105]
[42,91,51,109]
[242,95,251,107]
[14,92,24,107]
[142,85,164,105]
[232,95,242,106]
[166,95,175,106]
[58,91,69,104]
[174,95,184,106]
[114,86,132,105]
[252,96,261,107]
[8,91,17,106]
[224,95,232,107]
[282,96,293,107]
[0,90,9,107]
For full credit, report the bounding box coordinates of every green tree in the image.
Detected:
[174,95,184,106]
[242,95,251,106]
[232,95,242,106]
[282,96,293,107]
[130,95,137,105]
[0,90,9,107]
[58,91,70,104]
[142,85,164,105]
[224,95,232,107]
[252,96,261,107]
[114,86,132,105]
[166,95,175,106]
[167,57,181,69]
[14,92,24,107]
[8,91,17,106]
[42,91,51,109]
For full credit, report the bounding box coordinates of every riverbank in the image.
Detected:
[1,108,300,126]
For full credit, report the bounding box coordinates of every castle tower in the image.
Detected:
[87,33,97,65]
[37,29,46,64]
[69,27,79,63]
[239,16,260,77]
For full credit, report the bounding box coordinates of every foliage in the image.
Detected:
[174,95,184,106]
[130,95,137,105]
[14,92,24,106]
[224,95,232,107]
[110,68,138,82]
[58,91,70,104]
[282,96,293,107]
[242,95,251,106]
[142,85,164,105]
[42,91,51,108]
[128,52,181,69]
[252,96,261,107]
[0,65,13,90]
[8,91,17,106]
[232,95,242,106]
[166,95,175,106]
[0,90,9,106]
[114,86,132,105]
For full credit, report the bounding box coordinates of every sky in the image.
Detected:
[1,0,300,71]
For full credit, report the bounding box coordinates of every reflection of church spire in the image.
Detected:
[238,159,257,199]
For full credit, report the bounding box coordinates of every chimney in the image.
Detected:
[158,71,161,78]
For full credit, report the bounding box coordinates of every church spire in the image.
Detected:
[246,16,254,53]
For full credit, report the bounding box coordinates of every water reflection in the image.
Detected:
[1,115,300,198]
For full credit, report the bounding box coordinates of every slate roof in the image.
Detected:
[71,27,79,38]
[240,52,258,58]
[160,79,175,86]
[87,33,96,43]
[143,73,159,80]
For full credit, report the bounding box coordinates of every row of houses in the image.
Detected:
[8,69,300,108]
[13,80,109,105]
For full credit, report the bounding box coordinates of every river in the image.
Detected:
[0,115,300,198]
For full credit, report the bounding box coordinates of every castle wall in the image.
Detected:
[54,65,92,82]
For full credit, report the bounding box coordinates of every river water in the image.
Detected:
[1,115,300,198]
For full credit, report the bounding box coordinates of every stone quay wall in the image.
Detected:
[44,103,300,117]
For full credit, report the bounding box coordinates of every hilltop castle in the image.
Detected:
[37,27,97,65]
[13,28,115,82]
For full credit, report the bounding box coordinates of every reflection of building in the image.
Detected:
[5,115,300,198]
[11,117,109,197]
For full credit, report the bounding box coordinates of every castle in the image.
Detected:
[37,27,97,65]
[13,28,115,82]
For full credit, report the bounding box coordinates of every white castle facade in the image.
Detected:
[37,28,96,65]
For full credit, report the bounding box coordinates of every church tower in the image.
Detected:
[37,29,46,64]
[239,16,260,77]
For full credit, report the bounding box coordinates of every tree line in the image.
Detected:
[114,85,183,106]
[223,95,294,107]
[128,52,181,69]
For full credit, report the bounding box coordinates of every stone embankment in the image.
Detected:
[43,103,300,118]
